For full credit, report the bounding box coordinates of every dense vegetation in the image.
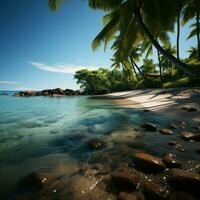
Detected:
[48,0,200,94]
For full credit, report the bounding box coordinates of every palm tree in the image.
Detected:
[188,46,198,60]
[89,0,197,76]
[141,32,170,78]
[48,0,198,76]
[182,0,200,61]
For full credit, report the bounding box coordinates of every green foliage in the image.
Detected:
[74,68,136,94]
[136,79,162,89]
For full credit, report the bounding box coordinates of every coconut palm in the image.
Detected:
[188,46,198,60]
[48,0,198,76]
[182,0,200,61]
[89,0,197,76]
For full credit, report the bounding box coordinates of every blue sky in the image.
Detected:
[0,0,196,90]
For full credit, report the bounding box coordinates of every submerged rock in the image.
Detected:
[159,128,173,135]
[142,123,157,132]
[168,169,200,196]
[133,152,166,173]
[168,123,178,130]
[181,106,197,112]
[163,155,182,169]
[111,168,142,192]
[88,138,105,150]
[168,141,179,146]
[143,181,170,200]
[119,191,145,200]
[180,131,200,142]
[19,171,51,190]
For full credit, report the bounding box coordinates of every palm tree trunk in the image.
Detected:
[177,13,180,60]
[129,59,139,80]
[129,57,144,78]
[197,8,200,61]
[136,10,197,77]
[157,50,162,78]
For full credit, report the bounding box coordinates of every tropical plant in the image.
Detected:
[182,0,200,61]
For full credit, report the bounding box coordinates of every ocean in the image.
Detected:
[0,94,199,199]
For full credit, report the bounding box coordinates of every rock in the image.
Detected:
[168,169,200,196]
[175,144,185,152]
[143,181,170,200]
[169,191,197,200]
[168,123,178,129]
[142,123,157,132]
[168,141,179,146]
[159,128,173,135]
[88,138,105,150]
[111,168,142,192]
[133,152,167,173]
[142,109,150,112]
[163,155,182,168]
[19,171,51,190]
[181,106,197,112]
[180,131,200,142]
[119,192,145,200]
[196,149,200,154]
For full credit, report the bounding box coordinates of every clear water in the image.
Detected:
[0,95,199,199]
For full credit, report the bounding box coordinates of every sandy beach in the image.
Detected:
[103,87,200,123]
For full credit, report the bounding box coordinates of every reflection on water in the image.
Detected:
[0,95,199,199]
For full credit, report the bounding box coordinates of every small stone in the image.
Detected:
[175,144,185,152]
[163,155,182,168]
[143,181,170,200]
[168,141,179,146]
[142,123,157,132]
[181,131,200,142]
[119,192,145,200]
[88,138,105,150]
[19,171,50,190]
[181,106,197,112]
[133,152,166,173]
[159,128,173,135]
[168,123,178,129]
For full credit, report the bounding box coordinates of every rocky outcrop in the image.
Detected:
[133,152,167,173]
[13,88,84,97]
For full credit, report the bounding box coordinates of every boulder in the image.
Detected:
[133,152,167,173]
[163,155,182,168]
[111,168,142,192]
[143,181,170,200]
[88,138,105,150]
[142,123,157,132]
[159,128,173,135]
[168,169,200,196]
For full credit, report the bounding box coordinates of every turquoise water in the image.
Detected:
[0,95,199,199]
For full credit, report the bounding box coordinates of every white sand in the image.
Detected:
[103,88,200,123]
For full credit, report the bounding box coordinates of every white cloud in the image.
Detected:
[29,61,100,74]
[0,81,19,85]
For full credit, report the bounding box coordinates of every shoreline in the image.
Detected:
[101,87,200,123]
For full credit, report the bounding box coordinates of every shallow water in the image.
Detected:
[0,95,199,199]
